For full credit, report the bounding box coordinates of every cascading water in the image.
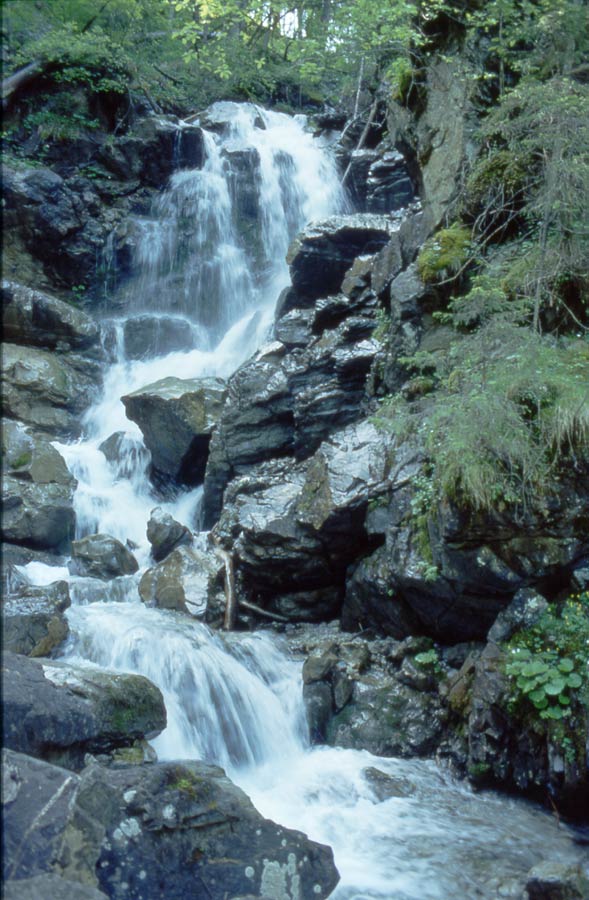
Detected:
[19,104,587,899]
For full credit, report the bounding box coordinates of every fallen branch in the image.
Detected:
[341,99,378,187]
[239,599,289,623]
[214,544,237,630]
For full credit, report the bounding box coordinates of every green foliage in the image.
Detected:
[504,592,589,727]
[416,225,474,285]
[414,648,441,675]
[377,324,589,514]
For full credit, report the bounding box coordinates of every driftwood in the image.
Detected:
[239,599,289,623]
[341,99,378,187]
[214,543,237,630]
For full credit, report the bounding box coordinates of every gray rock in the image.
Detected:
[525,861,589,900]
[69,533,139,580]
[214,421,389,622]
[2,653,166,769]
[147,506,192,562]
[123,314,196,360]
[98,430,150,479]
[122,375,226,485]
[2,579,70,657]
[1,419,76,551]
[139,543,224,619]
[488,588,549,644]
[3,876,108,900]
[2,343,99,438]
[1,281,100,352]
[286,214,399,306]
[2,749,340,900]
[203,304,380,527]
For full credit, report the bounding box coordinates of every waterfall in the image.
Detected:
[18,104,586,900]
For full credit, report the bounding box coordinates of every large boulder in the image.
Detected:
[139,543,224,619]
[2,750,339,900]
[122,376,226,486]
[69,533,139,580]
[2,343,100,438]
[2,578,70,657]
[203,299,380,527]
[1,419,76,551]
[97,116,205,186]
[214,421,390,622]
[147,507,192,562]
[345,148,414,214]
[2,653,166,769]
[2,164,117,289]
[1,281,100,352]
[285,214,399,306]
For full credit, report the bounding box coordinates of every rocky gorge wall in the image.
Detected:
[2,61,589,898]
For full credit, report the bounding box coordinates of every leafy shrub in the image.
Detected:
[504,592,589,728]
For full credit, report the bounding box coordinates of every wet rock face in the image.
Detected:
[97,117,205,187]
[122,375,227,487]
[3,875,108,900]
[2,578,70,658]
[69,533,139,580]
[139,543,225,620]
[346,149,414,214]
[286,214,400,305]
[214,421,389,621]
[2,750,340,900]
[203,297,380,527]
[122,315,197,360]
[294,628,446,755]
[2,164,115,289]
[1,419,76,552]
[146,507,192,562]
[2,653,166,769]
[1,281,100,352]
[525,862,589,900]
[2,343,100,439]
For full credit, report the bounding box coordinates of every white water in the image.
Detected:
[19,103,587,898]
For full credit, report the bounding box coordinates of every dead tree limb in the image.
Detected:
[341,99,378,187]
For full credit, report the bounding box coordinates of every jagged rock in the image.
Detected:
[139,543,224,619]
[3,876,108,900]
[487,588,549,644]
[97,117,205,186]
[1,419,76,551]
[69,533,139,580]
[387,57,478,230]
[147,507,192,562]
[203,302,380,527]
[342,545,422,639]
[1,343,100,438]
[2,750,340,900]
[122,314,196,360]
[1,281,100,352]
[464,642,589,820]
[2,579,70,657]
[214,421,389,621]
[346,148,414,213]
[2,164,116,288]
[525,862,589,900]
[2,653,166,769]
[285,214,399,307]
[122,376,226,486]
[98,431,150,479]
[299,632,445,756]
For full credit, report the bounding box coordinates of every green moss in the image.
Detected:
[9,451,32,469]
[417,225,473,285]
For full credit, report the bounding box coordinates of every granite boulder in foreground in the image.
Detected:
[2,750,340,900]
